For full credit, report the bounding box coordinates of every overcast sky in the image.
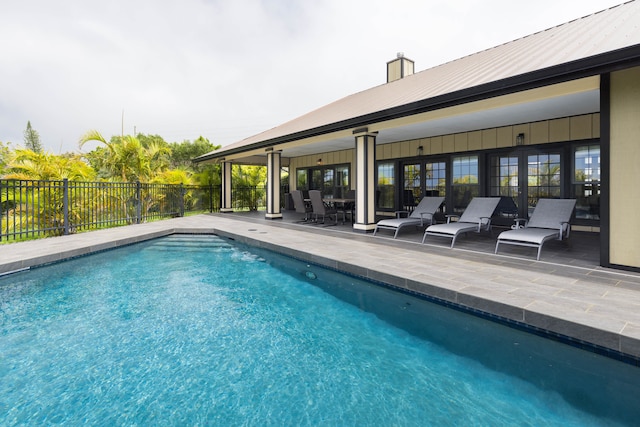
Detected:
[0,0,624,153]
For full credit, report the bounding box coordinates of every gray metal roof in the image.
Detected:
[197,0,640,161]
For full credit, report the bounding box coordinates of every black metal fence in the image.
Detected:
[1,179,275,242]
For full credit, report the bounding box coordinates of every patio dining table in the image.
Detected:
[323,198,355,224]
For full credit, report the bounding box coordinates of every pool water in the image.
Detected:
[1,235,638,426]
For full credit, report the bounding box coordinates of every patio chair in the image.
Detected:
[373,196,444,238]
[340,189,356,223]
[422,197,501,247]
[291,190,312,222]
[494,198,576,260]
[308,190,338,225]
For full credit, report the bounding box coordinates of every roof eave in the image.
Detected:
[194,44,640,164]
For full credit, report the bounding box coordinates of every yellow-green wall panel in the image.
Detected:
[610,67,640,268]
[570,115,593,140]
[454,133,468,152]
[550,117,570,142]
[530,121,550,144]
[431,136,443,154]
[496,127,513,148]
[481,128,497,149]
[468,131,483,151]
[442,135,455,153]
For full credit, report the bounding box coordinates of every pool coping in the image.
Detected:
[1,214,639,364]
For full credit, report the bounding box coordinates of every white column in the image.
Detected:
[265,150,283,219]
[220,161,233,213]
[353,130,377,232]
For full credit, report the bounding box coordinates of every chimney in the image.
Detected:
[386,52,414,83]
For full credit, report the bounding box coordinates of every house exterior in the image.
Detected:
[195,1,640,271]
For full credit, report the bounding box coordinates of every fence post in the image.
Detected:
[180,184,185,217]
[136,181,142,224]
[63,178,70,235]
[209,184,214,212]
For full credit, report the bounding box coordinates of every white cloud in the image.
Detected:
[0,0,623,153]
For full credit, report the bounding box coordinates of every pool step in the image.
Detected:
[143,236,233,253]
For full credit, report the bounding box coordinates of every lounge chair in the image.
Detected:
[373,196,444,238]
[308,190,338,225]
[495,198,576,260]
[422,197,501,247]
[291,190,312,222]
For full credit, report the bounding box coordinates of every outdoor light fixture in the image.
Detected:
[317,158,322,165]
[516,133,525,146]
[417,145,424,156]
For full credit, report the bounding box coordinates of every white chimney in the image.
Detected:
[386,53,414,83]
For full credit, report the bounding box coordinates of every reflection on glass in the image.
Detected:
[377,162,395,209]
[574,145,600,220]
[403,164,420,208]
[527,153,561,216]
[296,169,308,190]
[452,156,479,212]
[425,161,446,198]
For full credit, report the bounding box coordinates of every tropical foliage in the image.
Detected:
[1,130,281,241]
[0,130,280,189]
[4,148,96,181]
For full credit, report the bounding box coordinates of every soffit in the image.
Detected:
[220,77,600,163]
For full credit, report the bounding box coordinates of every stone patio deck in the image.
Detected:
[1,213,639,363]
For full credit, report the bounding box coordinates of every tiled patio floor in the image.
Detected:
[1,212,639,363]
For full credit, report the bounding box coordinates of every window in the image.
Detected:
[403,163,420,209]
[296,169,308,190]
[527,153,561,211]
[336,165,350,198]
[296,164,350,199]
[377,162,395,209]
[451,155,479,213]
[490,156,518,198]
[323,169,335,197]
[312,169,323,191]
[574,145,600,220]
[425,161,446,197]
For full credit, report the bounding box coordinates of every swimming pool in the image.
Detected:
[0,234,638,425]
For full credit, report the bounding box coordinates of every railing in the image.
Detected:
[1,179,280,242]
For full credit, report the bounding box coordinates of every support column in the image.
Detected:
[265,150,283,219]
[608,67,640,269]
[220,161,233,213]
[353,130,377,232]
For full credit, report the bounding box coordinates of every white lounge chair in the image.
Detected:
[495,198,576,260]
[373,196,444,238]
[422,197,501,247]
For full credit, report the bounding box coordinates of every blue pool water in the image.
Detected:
[1,235,639,426]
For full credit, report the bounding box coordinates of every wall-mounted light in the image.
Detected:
[516,133,525,146]
[317,158,323,165]
[417,145,424,156]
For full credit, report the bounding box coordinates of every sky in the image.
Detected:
[0,0,625,154]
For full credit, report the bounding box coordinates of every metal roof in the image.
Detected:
[197,0,640,162]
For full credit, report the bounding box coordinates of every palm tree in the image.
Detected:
[79,130,170,182]
[2,149,97,237]
[3,149,95,181]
